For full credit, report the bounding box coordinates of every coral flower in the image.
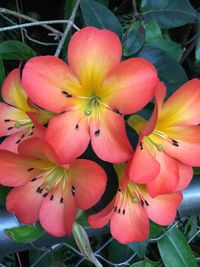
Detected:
[0,138,107,236]
[0,69,52,152]
[22,26,158,163]
[88,163,182,244]
[128,80,200,196]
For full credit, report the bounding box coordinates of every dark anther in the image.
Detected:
[27,168,34,172]
[43,192,48,197]
[39,188,43,193]
[31,178,37,182]
[4,119,10,122]
[123,209,126,215]
[141,200,144,206]
[75,124,79,129]
[60,197,64,203]
[16,139,21,144]
[28,132,33,136]
[113,109,122,115]
[71,185,76,196]
[144,200,149,206]
[62,91,72,97]
[31,125,35,129]
[36,187,41,193]
[94,129,100,136]
[140,142,143,150]
[118,188,122,192]
[114,206,117,212]
[7,127,13,130]
[21,134,25,139]
[172,139,178,144]
[50,195,54,201]
[118,208,121,214]
[172,142,179,147]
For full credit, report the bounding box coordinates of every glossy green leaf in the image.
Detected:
[5,223,45,243]
[0,186,10,205]
[195,14,200,65]
[0,41,36,60]
[96,0,109,6]
[130,259,158,267]
[0,57,5,89]
[128,240,148,257]
[144,21,162,41]
[123,31,144,56]
[149,222,164,239]
[141,0,198,28]
[137,45,188,96]
[158,227,197,267]
[107,239,132,263]
[80,0,122,37]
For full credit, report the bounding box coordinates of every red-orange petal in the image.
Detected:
[22,56,80,113]
[102,58,158,114]
[6,178,44,224]
[69,159,107,210]
[143,191,183,225]
[68,27,122,90]
[128,143,160,183]
[158,79,200,126]
[46,111,90,163]
[147,151,179,197]
[90,109,133,163]
[176,162,193,191]
[110,200,149,243]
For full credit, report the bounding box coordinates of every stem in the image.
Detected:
[54,0,81,57]
[0,20,80,33]
[0,7,62,36]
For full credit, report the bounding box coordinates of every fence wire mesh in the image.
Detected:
[0,215,200,267]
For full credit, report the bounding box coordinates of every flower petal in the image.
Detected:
[46,111,90,163]
[128,143,160,183]
[158,79,200,126]
[22,56,80,113]
[0,103,30,137]
[143,191,183,225]
[88,198,115,228]
[6,178,44,223]
[63,191,77,235]
[2,68,31,111]
[90,109,133,163]
[102,58,158,114]
[69,159,107,210]
[18,138,62,166]
[110,200,149,243]
[141,81,166,137]
[39,184,70,237]
[68,27,122,91]
[176,163,193,191]
[163,125,200,166]
[147,151,179,197]
[0,150,40,186]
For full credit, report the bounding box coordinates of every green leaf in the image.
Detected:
[0,186,10,205]
[96,0,109,6]
[193,167,200,175]
[64,0,76,19]
[128,239,148,257]
[195,14,200,65]
[144,21,162,41]
[5,223,45,243]
[158,227,197,267]
[149,222,164,239]
[130,259,159,267]
[0,57,5,89]
[141,0,198,28]
[80,0,122,37]
[0,41,35,60]
[137,45,188,96]
[107,239,132,263]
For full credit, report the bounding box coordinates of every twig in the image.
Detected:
[132,0,139,16]
[0,7,62,36]
[0,20,80,33]
[54,0,80,57]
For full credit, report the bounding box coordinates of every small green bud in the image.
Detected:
[84,108,92,116]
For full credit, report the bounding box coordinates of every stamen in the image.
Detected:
[71,185,76,196]
[94,129,100,136]
[172,142,179,147]
[50,194,54,201]
[31,178,37,182]
[43,192,48,197]
[16,139,21,144]
[60,197,64,203]
[140,142,143,150]
[114,206,117,212]
[122,209,126,215]
[62,91,73,97]
[4,119,11,122]
[7,127,13,130]
[118,208,121,214]
[118,188,122,192]
[27,168,34,172]
[144,200,149,206]
[141,199,144,206]
[36,186,41,193]
[75,124,79,129]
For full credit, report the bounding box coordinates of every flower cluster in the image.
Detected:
[0,26,200,244]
